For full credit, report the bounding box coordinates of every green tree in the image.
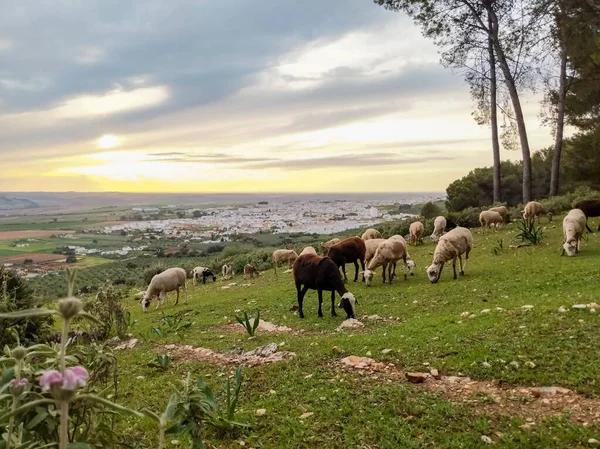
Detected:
[420,201,442,218]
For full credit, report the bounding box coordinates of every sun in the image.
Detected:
[97,134,119,149]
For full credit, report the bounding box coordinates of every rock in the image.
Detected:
[481,435,493,444]
[589,302,598,309]
[405,372,429,383]
[270,390,276,395]
[136,376,145,380]
[481,309,491,313]
[443,376,471,384]
[304,374,313,379]
[572,304,587,309]
[509,361,520,369]
[299,412,314,419]
[541,398,550,405]
[430,368,440,379]
[114,338,140,350]
[468,314,476,319]
[591,308,597,314]
[482,361,491,368]
[521,305,534,310]
[366,351,372,357]
[332,346,343,354]
[363,314,384,321]
[337,318,365,330]
[381,348,393,354]
[588,439,600,446]
[531,386,572,396]
[524,361,536,369]
[496,307,505,312]
[558,306,568,313]
[460,311,470,318]
[319,396,326,401]
[171,441,181,446]
[255,409,266,416]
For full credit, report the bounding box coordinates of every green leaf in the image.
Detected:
[141,408,161,423]
[0,309,58,319]
[0,399,55,421]
[74,394,144,418]
[164,393,179,421]
[75,311,103,325]
[1,367,15,386]
[26,409,49,429]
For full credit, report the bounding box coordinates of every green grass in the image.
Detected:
[72,217,600,448]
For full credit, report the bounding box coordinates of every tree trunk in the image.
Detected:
[488,11,501,204]
[549,15,568,198]
[486,5,533,203]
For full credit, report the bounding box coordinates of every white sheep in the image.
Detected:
[299,246,317,256]
[389,235,416,278]
[366,237,409,284]
[320,238,341,251]
[192,266,217,284]
[141,267,187,312]
[361,228,382,240]
[363,238,385,266]
[221,264,234,280]
[562,208,586,256]
[479,210,503,230]
[409,221,424,245]
[426,227,473,283]
[522,201,552,222]
[272,249,299,274]
[430,216,447,241]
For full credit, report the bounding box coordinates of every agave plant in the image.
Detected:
[515,218,544,245]
[235,311,260,337]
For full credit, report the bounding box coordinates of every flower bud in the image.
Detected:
[58,297,83,320]
[9,378,29,397]
[12,346,27,361]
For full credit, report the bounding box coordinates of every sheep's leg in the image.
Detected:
[274,260,278,276]
[388,263,394,284]
[317,290,324,318]
[330,290,337,317]
[452,257,457,280]
[382,263,387,284]
[182,282,188,304]
[297,284,309,319]
[360,258,365,282]
[341,264,347,282]
[353,260,359,282]
[458,255,465,276]
[175,287,180,306]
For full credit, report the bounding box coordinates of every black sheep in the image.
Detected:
[573,199,600,232]
[325,236,366,282]
[292,254,357,319]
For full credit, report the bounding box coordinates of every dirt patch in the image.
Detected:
[338,356,600,425]
[157,342,296,366]
[221,319,295,334]
[0,253,66,263]
[0,230,74,240]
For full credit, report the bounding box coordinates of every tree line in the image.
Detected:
[375,0,600,204]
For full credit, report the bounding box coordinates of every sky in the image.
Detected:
[0,0,555,193]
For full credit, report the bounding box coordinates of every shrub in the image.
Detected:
[0,267,54,347]
[66,255,77,264]
[515,218,544,245]
[23,258,33,264]
[84,283,131,340]
[420,201,442,219]
[143,265,165,285]
[446,207,483,229]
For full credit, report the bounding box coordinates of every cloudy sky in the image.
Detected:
[0,0,553,193]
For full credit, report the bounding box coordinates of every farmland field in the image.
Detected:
[63,216,600,448]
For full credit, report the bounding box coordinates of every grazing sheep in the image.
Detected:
[141,267,187,312]
[562,208,587,256]
[426,227,473,283]
[572,199,600,232]
[389,235,416,278]
[320,238,341,250]
[272,249,299,274]
[430,216,447,241]
[221,264,234,280]
[522,201,552,222]
[326,236,366,282]
[366,237,409,284]
[409,221,424,245]
[299,246,317,256]
[243,264,260,279]
[489,206,509,221]
[192,266,217,284]
[361,228,382,240]
[292,254,357,319]
[479,210,503,229]
[364,238,386,267]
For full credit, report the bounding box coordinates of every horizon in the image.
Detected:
[2,1,556,193]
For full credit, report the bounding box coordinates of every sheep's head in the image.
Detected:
[563,240,577,257]
[426,262,444,283]
[405,258,416,276]
[338,292,357,318]
[140,294,152,313]
[547,212,553,221]
[361,269,375,287]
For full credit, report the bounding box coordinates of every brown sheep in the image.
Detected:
[522,201,552,222]
[293,254,357,319]
[326,236,366,282]
[489,206,509,222]
[573,199,600,232]
[479,210,503,229]
[243,264,260,279]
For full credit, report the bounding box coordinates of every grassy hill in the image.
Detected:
[93,216,600,448]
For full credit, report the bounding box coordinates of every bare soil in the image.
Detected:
[0,230,74,240]
[0,253,66,263]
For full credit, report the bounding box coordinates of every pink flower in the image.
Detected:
[39,370,63,392]
[62,367,89,390]
[9,378,29,388]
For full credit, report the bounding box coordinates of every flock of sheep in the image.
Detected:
[138,199,600,317]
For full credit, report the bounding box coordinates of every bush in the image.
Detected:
[541,187,600,215]
[23,258,33,264]
[0,267,54,347]
[446,207,484,229]
[144,265,165,285]
[66,254,77,264]
[420,201,442,219]
[84,283,131,340]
